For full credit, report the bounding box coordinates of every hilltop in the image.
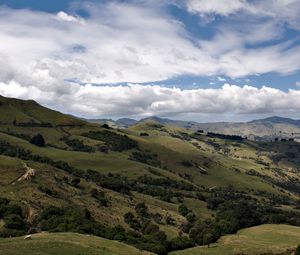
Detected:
[1,95,300,254]
[88,115,300,141]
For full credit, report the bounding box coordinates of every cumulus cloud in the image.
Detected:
[186,0,248,16]
[1,81,300,119]
[56,11,85,24]
[0,1,300,119]
[186,0,300,29]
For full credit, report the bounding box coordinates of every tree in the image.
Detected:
[178,204,189,217]
[135,203,149,218]
[71,177,80,187]
[203,233,213,248]
[30,134,45,147]
[295,244,300,255]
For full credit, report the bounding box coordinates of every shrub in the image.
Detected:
[178,204,189,217]
[295,244,300,255]
[30,134,45,147]
[82,131,138,151]
[135,203,149,218]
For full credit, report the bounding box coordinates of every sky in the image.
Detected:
[0,0,300,122]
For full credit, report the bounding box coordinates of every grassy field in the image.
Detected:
[0,232,151,255]
[170,224,300,255]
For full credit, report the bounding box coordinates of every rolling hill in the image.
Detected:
[1,95,300,254]
[170,224,300,255]
[0,232,151,255]
[89,115,300,141]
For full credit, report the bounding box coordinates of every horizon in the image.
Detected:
[0,0,299,121]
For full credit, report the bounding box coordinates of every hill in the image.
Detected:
[0,232,151,255]
[1,95,300,254]
[170,224,300,255]
[0,95,84,126]
[136,116,300,141]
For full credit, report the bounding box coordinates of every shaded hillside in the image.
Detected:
[0,95,84,126]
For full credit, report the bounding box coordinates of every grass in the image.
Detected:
[170,224,300,255]
[0,232,151,255]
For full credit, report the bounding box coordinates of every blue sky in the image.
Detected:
[0,0,300,121]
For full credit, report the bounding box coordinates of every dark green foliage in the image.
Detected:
[187,187,300,246]
[82,131,138,151]
[124,212,141,230]
[101,124,110,129]
[90,189,109,207]
[71,177,81,187]
[85,170,131,194]
[61,136,95,152]
[38,186,58,197]
[30,134,45,147]
[186,212,196,223]
[137,175,196,192]
[40,206,168,255]
[207,132,243,141]
[39,206,93,232]
[169,236,194,251]
[135,203,149,218]
[140,132,149,136]
[129,150,161,167]
[295,244,300,255]
[0,197,28,236]
[4,214,26,231]
[178,204,189,217]
[180,160,193,167]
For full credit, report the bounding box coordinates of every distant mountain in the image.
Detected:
[85,118,137,128]
[138,116,198,129]
[116,118,137,127]
[250,116,300,126]
[86,115,300,140]
[130,115,300,141]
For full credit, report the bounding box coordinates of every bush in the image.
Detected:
[295,244,300,255]
[169,236,194,251]
[90,189,109,207]
[61,137,95,152]
[30,134,45,147]
[178,204,189,217]
[82,131,138,151]
[4,214,27,230]
[135,203,149,218]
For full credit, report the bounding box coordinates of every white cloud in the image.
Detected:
[1,81,300,119]
[0,1,300,119]
[186,0,248,16]
[0,2,298,88]
[217,77,226,82]
[185,0,300,29]
[296,81,300,87]
[56,11,85,25]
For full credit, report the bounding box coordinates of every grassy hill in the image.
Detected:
[0,232,151,255]
[125,116,300,141]
[1,95,300,254]
[170,224,300,255]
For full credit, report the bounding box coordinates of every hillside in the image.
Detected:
[0,232,151,255]
[0,95,84,126]
[170,224,300,255]
[1,95,300,254]
[93,115,300,141]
